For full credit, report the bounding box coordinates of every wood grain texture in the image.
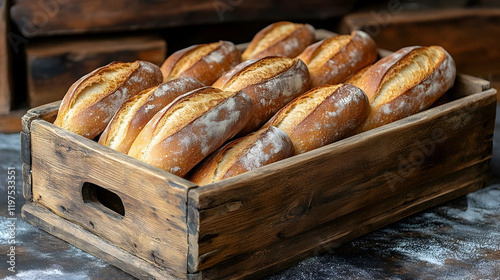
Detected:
[21,101,61,202]
[22,203,180,280]
[341,8,500,94]
[0,0,11,114]
[187,84,497,277]
[26,35,166,107]
[29,120,196,278]
[193,162,492,280]
[10,0,354,37]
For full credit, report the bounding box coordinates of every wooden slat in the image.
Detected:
[196,161,492,280]
[26,35,166,107]
[188,87,497,277]
[21,101,61,199]
[22,203,177,280]
[10,0,354,37]
[0,0,12,114]
[30,120,197,278]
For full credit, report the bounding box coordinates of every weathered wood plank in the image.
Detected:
[188,88,497,274]
[26,35,166,107]
[0,0,12,114]
[30,120,196,278]
[10,0,354,37]
[22,203,179,280]
[195,161,492,279]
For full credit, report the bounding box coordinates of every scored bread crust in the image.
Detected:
[53,61,163,139]
[264,83,369,155]
[297,30,378,88]
[242,21,316,60]
[128,87,254,177]
[160,41,241,86]
[188,126,293,185]
[345,64,373,86]
[98,77,204,153]
[356,46,456,132]
[212,56,311,135]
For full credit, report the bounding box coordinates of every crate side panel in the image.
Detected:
[197,161,492,280]
[30,120,191,277]
[22,203,183,280]
[190,89,497,272]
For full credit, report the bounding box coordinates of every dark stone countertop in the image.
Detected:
[1,103,499,280]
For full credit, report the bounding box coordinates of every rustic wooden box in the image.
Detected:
[20,35,497,278]
[20,73,497,279]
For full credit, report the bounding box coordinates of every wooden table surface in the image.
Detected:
[1,103,499,280]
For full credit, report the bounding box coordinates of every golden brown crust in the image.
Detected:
[160,41,241,86]
[188,126,293,185]
[127,87,254,177]
[264,83,369,155]
[297,30,378,88]
[242,21,315,60]
[345,64,373,86]
[53,61,163,139]
[356,45,456,132]
[212,56,311,135]
[98,77,204,153]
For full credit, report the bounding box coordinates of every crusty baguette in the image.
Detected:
[354,45,456,132]
[242,21,315,60]
[264,83,369,155]
[212,56,311,135]
[53,61,163,139]
[188,126,293,185]
[297,30,378,88]
[128,87,254,177]
[160,41,241,86]
[98,77,204,153]
[345,64,373,86]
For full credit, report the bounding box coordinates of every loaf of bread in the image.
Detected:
[350,45,456,132]
[264,83,369,155]
[297,30,378,88]
[98,77,204,153]
[53,61,163,139]
[242,21,315,60]
[188,126,293,185]
[213,56,311,135]
[128,87,254,177]
[345,64,373,86]
[160,41,241,86]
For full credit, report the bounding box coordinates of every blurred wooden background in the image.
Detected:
[0,0,499,132]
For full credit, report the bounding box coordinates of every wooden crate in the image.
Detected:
[20,72,497,279]
[26,35,166,108]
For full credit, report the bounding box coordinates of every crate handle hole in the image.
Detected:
[82,182,125,219]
